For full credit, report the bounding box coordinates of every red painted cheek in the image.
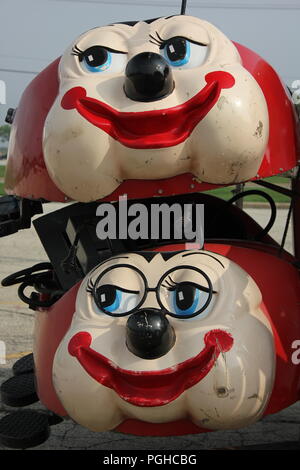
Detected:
[68,331,92,356]
[204,329,234,352]
[205,71,235,89]
[61,86,86,110]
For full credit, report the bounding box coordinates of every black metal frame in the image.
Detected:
[0,195,42,237]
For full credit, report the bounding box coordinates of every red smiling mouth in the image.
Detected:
[61,71,235,150]
[68,329,233,407]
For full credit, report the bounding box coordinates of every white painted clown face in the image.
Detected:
[43,15,269,202]
[53,251,275,432]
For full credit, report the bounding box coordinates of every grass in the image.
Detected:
[205,185,290,203]
[0,166,6,195]
[204,175,290,203]
[264,175,290,184]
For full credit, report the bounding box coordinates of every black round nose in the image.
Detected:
[126,309,176,359]
[124,52,174,102]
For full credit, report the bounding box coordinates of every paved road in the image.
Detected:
[0,203,298,450]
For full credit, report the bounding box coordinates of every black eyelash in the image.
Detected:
[156,31,165,43]
[149,32,165,47]
[149,36,161,46]
[149,40,160,46]
[161,276,177,290]
[149,34,208,50]
[86,278,95,294]
[162,277,217,294]
[71,44,83,59]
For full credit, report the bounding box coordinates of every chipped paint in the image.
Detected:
[254,121,263,138]
[217,96,229,110]
[248,393,263,402]
[216,387,229,397]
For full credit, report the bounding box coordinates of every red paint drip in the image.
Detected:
[68,328,234,407]
[61,71,235,149]
[204,329,234,353]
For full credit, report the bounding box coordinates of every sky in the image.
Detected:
[0,0,299,126]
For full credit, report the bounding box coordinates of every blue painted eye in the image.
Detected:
[79,45,127,74]
[80,46,111,73]
[168,283,210,317]
[161,37,208,69]
[95,284,141,316]
[162,37,190,67]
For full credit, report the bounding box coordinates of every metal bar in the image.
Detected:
[254,179,296,198]
[278,197,293,256]
[232,183,244,209]
[181,0,187,14]
[292,166,300,261]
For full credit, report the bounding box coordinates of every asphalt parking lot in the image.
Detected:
[0,203,299,450]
